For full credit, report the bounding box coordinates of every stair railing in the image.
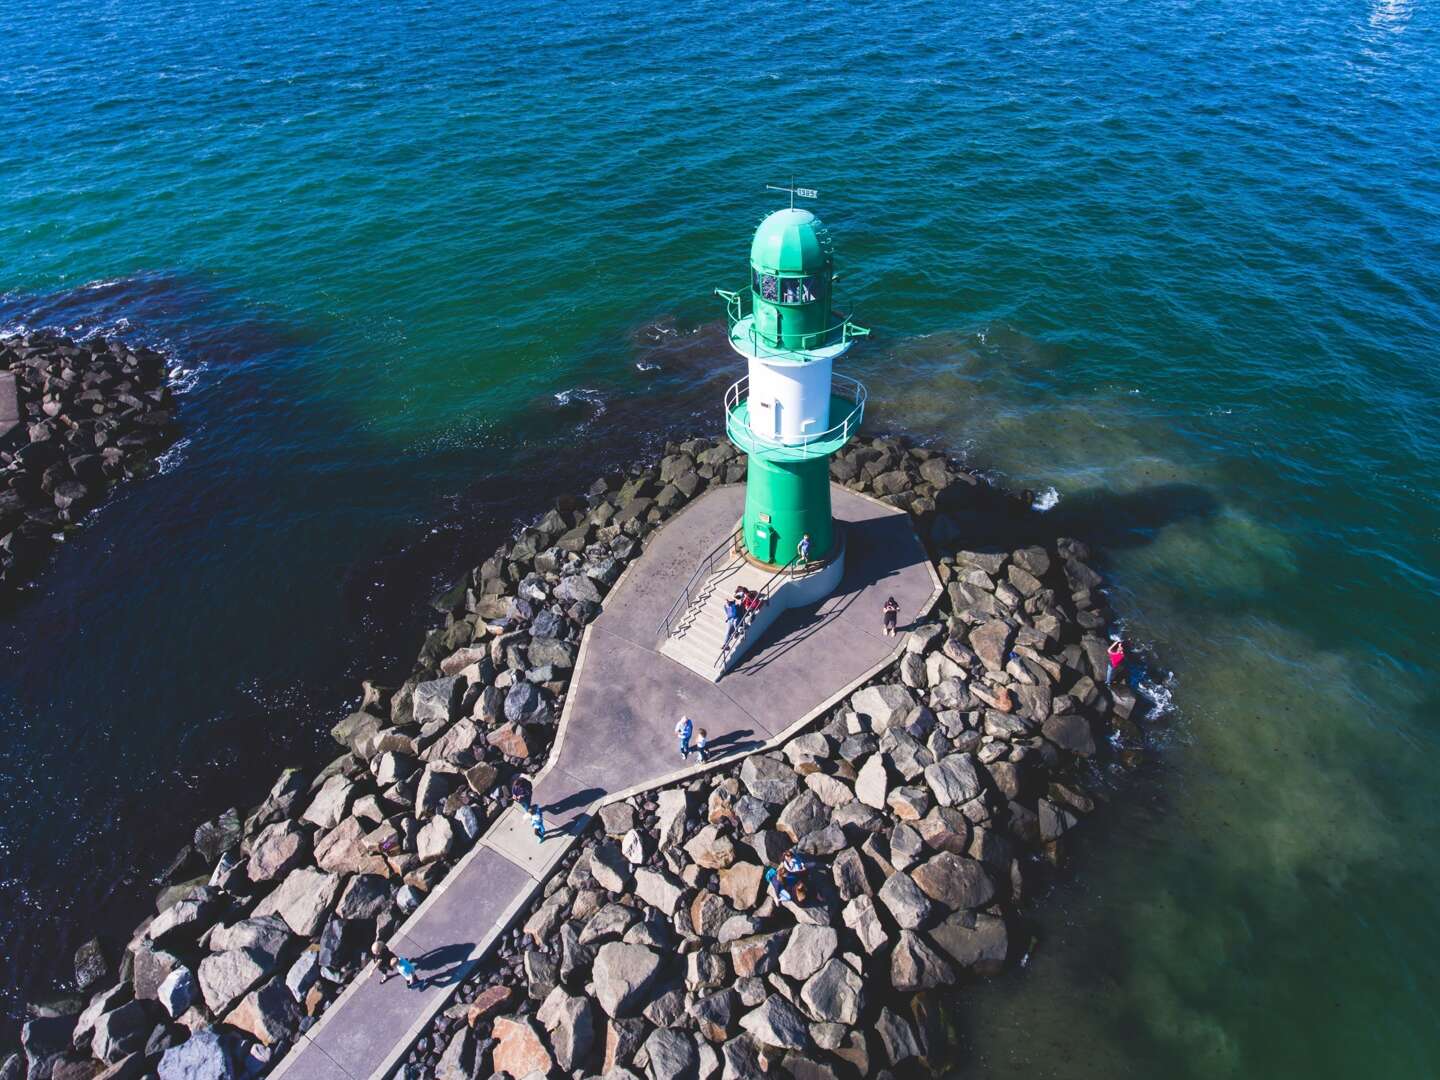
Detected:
[657,526,743,642]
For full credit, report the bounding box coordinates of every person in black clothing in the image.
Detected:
[510,773,533,812]
[882,596,900,637]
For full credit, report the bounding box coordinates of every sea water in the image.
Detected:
[1,0,1438,1073]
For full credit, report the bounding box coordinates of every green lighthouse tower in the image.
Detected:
[716,187,868,568]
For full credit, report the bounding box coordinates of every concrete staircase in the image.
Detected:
[659,555,774,680]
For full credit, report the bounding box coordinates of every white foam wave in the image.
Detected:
[1137,670,1178,722]
[155,436,191,476]
[1031,486,1061,512]
[553,388,607,416]
[635,360,660,372]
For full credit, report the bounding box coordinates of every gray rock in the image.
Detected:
[248,820,310,883]
[504,681,551,724]
[928,911,1009,975]
[207,916,292,963]
[590,842,633,893]
[684,825,736,869]
[1042,713,1096,756]
[877,871,933,930]
[848,684,914,733]
[416,815,457,862]
[924,753,983,807]
[775,793,828,844]
[156,968,196,1019]
[435,1026,474,1080]
[911,851,996,910]
[720,1037,763,1080]
[158,1031,239,1080]
[875,1006,922,1065]
[968,620,1015,672]
[643,1028,698,1080]
[690,987,737,1041]
[739,755,799,805]
[73,938,108,993]
[854,754,890,810]
[656,788,691,849]
[130,941,184,1001]
[196,948,271,1017]
[890,929,956,990]
[634,868,685,916]
[803,773,853,809]
[91,999,151,1063]
[301,774,355,830]
[1039,798,1081,842]
[284,951,319,1002]
[599,802,637,837]
[412,675,463,724]
[621,828,650,866]
[591,942,664,1018]
[147,895,219,947]
[739,995,809,1051]
[799,957,865,1025]
[224,976,301,1046]
[778,926,837,982]
[252,867,341,937]
[840,898,887,956]
[546,993,597,1071]
[335,874,390,920]
[194,808,242,864]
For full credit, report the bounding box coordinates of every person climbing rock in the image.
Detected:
[1107,636,1126,685]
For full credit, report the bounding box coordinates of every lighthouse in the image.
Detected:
[716,185,868,573]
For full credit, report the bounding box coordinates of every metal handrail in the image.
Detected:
[717,553,800,667]
[714,287,869,359]
[657,525,743,641]
[724,373,867,457]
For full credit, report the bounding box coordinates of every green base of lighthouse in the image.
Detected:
[741,454,834,566]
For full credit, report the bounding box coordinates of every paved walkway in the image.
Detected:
[272,484,940,1080]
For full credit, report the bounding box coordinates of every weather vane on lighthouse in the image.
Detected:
[714,185,869,578]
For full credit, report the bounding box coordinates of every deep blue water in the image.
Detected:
[2,0,1438,1074]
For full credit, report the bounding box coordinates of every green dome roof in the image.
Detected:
[749,208,831,274]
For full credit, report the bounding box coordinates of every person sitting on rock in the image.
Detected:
[765,866,794,904]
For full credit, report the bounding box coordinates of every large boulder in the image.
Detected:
[854,754,891,810]
[591,943,664,1018]
[196,948,271,1017]
[928,911,1009,975]
[911,852,995,910]
[923,754,982,807]
[90,1000,151,1063]
[877,872,933,930]
[336,874,391,921]
[157,1031,240,1080]
[968,620,1015,672]
[252,867,341,937]
[416,815,457,862]
[247,821,310,883]
[739,995,809,1051]
[504,682,551,725]
[643,1028,699,1080]
[890,929,956,990]
[156,969,197,1019]
[778,925,837,982]
[849,685,914,733]
[314,816,389,875]
[633,868,684,916]
[739,755,799,805]
[301,775,355,831]
[412,675,463,724]
[207,916,293,966]
[800,957,865,1025]
[684,825,736,870]
[1042,713,1096,756]
[875,1007,923,1066]
[538,991,596,1072]
[224,977,301,1046]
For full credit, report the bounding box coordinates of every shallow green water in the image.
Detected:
[2,0,1438,1072]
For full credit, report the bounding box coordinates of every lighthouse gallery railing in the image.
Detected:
[715,287,870,359]
[724,373,867,459]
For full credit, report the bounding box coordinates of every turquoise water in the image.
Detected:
[3,0,1438,1073]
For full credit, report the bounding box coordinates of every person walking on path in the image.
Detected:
[1106,636,1126,685]
[510,773,533,812]
[882,596,900,637]
[695,728,710,763]
[373,939,417,988]
[676,715,694,759]
[528,803,546,841]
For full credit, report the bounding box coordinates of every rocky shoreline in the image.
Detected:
[0,330,179,602]
[5,431,1147,1080]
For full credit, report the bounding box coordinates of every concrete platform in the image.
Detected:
[272,483,940,1080]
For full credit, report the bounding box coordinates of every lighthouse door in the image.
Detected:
[772,399,783,438]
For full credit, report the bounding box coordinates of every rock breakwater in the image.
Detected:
[3,430,1149,1080]
[0,330,178,601]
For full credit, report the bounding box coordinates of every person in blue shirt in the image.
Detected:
[797,534,812,567]
[675,715,694,759]
[723,597,741,649]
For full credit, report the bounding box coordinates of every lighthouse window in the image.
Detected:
[780,276,818,304]
[758,273,778,302]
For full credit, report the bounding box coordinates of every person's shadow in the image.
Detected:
[411,943,474,990]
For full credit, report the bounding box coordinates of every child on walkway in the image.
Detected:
[797,533,812,567]
[528,803,545,841]
[695,728,709,763]
[675,715,694,759]
[372,939,418,988]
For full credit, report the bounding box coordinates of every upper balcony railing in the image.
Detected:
[715,287,869,360]
[724,373,866,461]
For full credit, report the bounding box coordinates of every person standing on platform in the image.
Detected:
[528,803,546,841]
[695,728,710,763]
[797,533,812,567]
[675,714,695,759]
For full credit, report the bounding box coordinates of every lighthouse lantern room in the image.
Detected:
[715,185,869,569]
